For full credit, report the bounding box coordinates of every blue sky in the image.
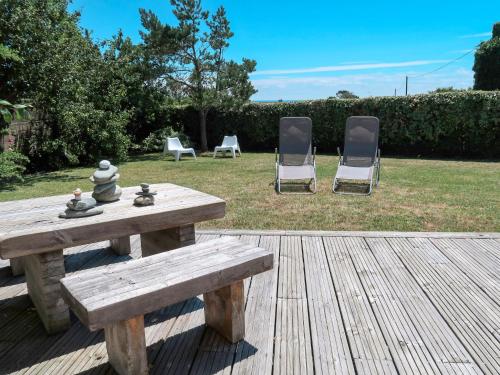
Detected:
[70,0,498,100]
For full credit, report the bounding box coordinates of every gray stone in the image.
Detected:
[99,160,111,170]
[59,207,103,218]
[89,173,120,185]
[134,195,155,206]
[93,181,118,195]
[66,197,97,211]
[92,165,118,184]
[93,185,122,202]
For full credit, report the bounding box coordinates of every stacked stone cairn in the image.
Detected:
[59,188,103,218]
[90,160,122,202]
[134,183,157,206]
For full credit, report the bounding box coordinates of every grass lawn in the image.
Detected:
[1,153,498,232]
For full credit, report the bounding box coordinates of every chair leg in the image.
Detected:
[232,149,236,158]
[175,152,180,162]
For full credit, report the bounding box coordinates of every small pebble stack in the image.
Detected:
[59,188,103,218]
[134,183,157,206]
[90,160,122,202]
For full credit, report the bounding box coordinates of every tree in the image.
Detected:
[0,0,131,169]
[140,0,256,151]
[473,22,500,90]
[336,90,359,99]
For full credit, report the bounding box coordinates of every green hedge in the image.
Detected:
[169,91,500,158]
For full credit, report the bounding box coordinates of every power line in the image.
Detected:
[403,47,477,95]
[408,48,476,79]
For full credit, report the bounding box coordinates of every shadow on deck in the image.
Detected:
[0,230,499,374]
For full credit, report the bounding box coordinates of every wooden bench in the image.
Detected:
[60,237,273,375]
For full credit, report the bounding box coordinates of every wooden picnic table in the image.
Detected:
[0,183,225,334]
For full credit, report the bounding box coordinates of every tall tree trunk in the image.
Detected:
[199,109,208,152]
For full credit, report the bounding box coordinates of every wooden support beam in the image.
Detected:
[23,249,70,334]
[110,236,131,256]
[140,224,195,257]
[10,257,25,276]
[104,315,148,375]
[203,280,245,343]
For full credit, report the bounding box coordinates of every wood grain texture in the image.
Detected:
[110,236,132,256]
[204,280,245,343]
[23,249,70,334]
[104,315,149,375]
[61,237,273,330]
[1,230,499,375]
[9,257,24,276]
[141,224,195,257]
[0,183,225,259]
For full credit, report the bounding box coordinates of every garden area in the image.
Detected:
[1,152,498,232]
[1,1,500,374]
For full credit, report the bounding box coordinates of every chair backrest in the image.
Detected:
[343,116,379,167]
[167,137,183,151]
[279,117,313,166]
[221,135,238,147]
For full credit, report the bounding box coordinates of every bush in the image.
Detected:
[132,126,191,153]
[170,91,500,159]
[0,151,29,186]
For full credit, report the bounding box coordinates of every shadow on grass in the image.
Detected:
[277,181,315,194]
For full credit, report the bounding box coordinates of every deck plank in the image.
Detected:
[301,236,355,374]
[273,235,314,375]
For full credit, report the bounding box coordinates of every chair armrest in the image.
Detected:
[337,147,343,165]
[313,146,317,164]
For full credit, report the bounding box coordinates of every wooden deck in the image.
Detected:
[0,230,499,374]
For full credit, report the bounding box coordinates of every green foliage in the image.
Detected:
[0,99,30,127]
[169,91,500,158]
[133,126,191,153]
[473,22,500,90]
[336,90,359,99]
[0,151,29,186]
[0,43,22,62]
[1,0,131,170]
[140,0,256,151]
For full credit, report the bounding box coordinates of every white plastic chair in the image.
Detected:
[163,137,196,161]
[213,135,242,158]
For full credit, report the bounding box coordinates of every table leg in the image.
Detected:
[140,224,195,257]
[110,236,131,256]
[10,257,25,276]
[23,249,70,334]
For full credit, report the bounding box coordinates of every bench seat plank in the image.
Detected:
[61,237,273,331]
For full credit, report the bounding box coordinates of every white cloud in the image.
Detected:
[251,60,449,76]
[459,32,491,38]
[251,68,473,100]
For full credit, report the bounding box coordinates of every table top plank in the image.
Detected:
[0,183,225,259]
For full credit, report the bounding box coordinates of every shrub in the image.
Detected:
[0,151,29,186]
[132,126,191,153]
[169,91,500,158]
